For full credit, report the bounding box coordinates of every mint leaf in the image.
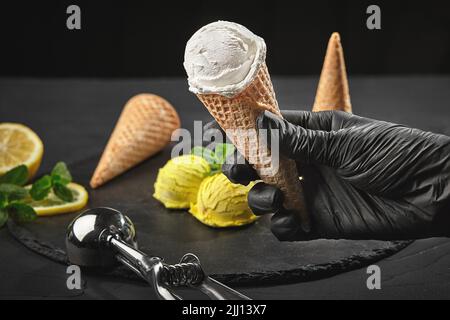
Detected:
[0,208,8,229]
[30,175,52,201]
[0,165,29,186]
[7,203,36,223]
[53,183,73,202]
[191,147,219,165]
[191,146,222,173]
[51,162,72,185]
[0,184,28,201]
[0,193,7,209]
[214,143,236,165]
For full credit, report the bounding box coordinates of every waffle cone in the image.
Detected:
[313,32,352,113]
[90,94,181,189]
[197,63,310,229]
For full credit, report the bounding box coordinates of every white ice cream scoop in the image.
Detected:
[184,21,266,97]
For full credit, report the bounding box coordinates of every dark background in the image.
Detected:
[0,0,449,78]
[0,1,450,301]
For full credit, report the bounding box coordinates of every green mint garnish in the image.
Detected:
[6,203,37,223]
[30,175,53,201]
[0,208,8,228]
[51,162,72,185]
[0,165,29,186]
[0,161,75,229]
[191,143,236,174]
[53,183,74,202]
[0,184,29,201]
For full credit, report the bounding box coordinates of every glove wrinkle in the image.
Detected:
[208,110,450,240]
[288,122,334,166]
[309,165,433,239]
[282,110,334,131]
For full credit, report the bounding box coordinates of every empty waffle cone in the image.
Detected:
[197,63,310,230]
[90,94,181,189]
[313,32,352,113]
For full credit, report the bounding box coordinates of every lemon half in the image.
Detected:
[0,123,44,179]
[24,183,89,216]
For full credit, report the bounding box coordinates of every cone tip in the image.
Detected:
[90,177,100,189]
[330,32,341,42]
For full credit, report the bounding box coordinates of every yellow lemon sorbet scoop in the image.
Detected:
[190,173,257,228]
[154,155,211,209]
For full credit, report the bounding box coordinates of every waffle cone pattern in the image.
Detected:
[90,94,181,189]
[197,63,310,228]
[313,32,352,113]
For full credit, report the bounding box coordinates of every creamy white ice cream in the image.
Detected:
[184,21,266,97]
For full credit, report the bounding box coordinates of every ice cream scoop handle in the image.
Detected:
[108,237,251,300]
[179,253,251,300]
[109,237,182,300]
[198,277,251,300]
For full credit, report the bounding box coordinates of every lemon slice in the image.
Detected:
[24,183,89,216]
[0,123,44,179]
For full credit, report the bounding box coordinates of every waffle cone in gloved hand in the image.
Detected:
[197,63,310,231]
[313,32,352,113]
[90,94,181,188]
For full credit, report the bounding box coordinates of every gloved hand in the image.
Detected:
[212,110,450,241]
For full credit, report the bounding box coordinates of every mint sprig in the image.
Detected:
[0,165,28,186]
[6,203,37,223]
[0,165,36,228]
[192,146,220,169]
[51,162,72,185]
[0,183,29,201]
[30,175,52,201]
[53,183,74,202]
[214,143,236,164]
[0,161,74,228]
[0,208,8,229]
[0,193,6,208]
[0,191,36,228]
[30,162,73,202]
[191,143,236,174]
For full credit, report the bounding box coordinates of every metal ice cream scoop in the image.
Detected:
[66,207,250,300]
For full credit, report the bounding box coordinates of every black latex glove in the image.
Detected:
[214,110,450,241]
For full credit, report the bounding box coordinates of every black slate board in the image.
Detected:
[9,147,412,286]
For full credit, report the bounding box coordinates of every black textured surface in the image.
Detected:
[0,77,449,299]
[6,154,413,286]
[7,217,412,287]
